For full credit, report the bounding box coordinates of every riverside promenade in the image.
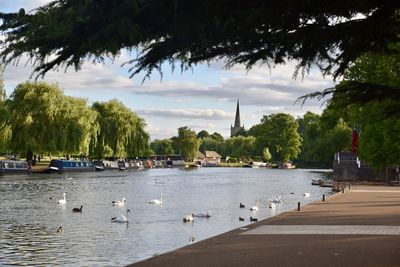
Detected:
[130,185,400,267]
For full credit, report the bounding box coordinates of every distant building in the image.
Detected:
[230,99,245,137]
[204,151,222,166]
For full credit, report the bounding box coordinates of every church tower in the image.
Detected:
[230,99,245,137]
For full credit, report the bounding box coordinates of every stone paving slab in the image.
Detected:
[243,225,400,235]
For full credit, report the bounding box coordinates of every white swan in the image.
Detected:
[270,196,283,204]
[193,211,211,218]
[112,197,126,206]
[250,200,259,211]
[149,193,163,205]
[269,203,276,209]
[57,192,66,204]
[304,189,311,197]
[111,209,130,223]
[183,213,194,222]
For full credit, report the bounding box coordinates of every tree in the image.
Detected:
[209,132,224,142]
[1,1,399,80]
[6,81,100,157]
[0,77,11,152]
[199,137,224,155]
[262,147,272,162]
[150,139,174,155]
[224,136,255,159]
[252,113,301,163]
[7,82,65,155]
[196,130,210,139]
[176,127,199,162]
[91,99,150,158]
[321,53,400,168]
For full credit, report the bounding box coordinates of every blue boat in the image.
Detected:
[0,160,29,174]
[47,159,95,173]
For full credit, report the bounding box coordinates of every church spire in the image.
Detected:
[234,98,241,127]
[231,98,244,137]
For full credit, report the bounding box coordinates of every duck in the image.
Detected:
[72,205,83,212]
[250,217,258,222]
[111,209,130,223]
[239,202,245,208]
[57,226,64,233]
[57,193,66,204]
[304,189,311,197]
[192,211,211,218]
[239,216,245,221]
[112,197,126,207]
[183,213,194,222]
[149,193,163,205]
[269,203,276,209]
[250,200,259,211]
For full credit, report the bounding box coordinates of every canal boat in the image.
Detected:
[0,160,28,174]
[47,159,95,173]
[92,160,105,171]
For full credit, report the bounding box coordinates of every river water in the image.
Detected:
[0,167,330,266]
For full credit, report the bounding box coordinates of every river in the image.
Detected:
[0,167,331,266]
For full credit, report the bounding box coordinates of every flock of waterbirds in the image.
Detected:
[53,187,311,234]
[53,191,212,233]
[238,189,311,222]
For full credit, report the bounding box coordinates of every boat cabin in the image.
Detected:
[47,159,95,173]
[0,160,28,174]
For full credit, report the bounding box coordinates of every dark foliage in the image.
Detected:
[1,0,400,79]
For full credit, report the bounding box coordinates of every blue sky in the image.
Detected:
[1,1,335,140]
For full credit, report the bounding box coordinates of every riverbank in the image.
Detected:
[130,185,400,267]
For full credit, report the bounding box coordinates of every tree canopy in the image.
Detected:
[1,0,399,80]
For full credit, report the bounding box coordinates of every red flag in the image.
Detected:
[352,128,359,153]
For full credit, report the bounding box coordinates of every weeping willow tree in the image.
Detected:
[7,82,64,156]
[6,81,98,157]
[91,99,149,158]
[0,76,11,152]
[55,96,99,157]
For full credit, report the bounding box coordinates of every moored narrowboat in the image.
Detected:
[47,159,95,173]
[0,160,29,174]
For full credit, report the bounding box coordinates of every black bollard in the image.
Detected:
[348,184,351,189]
[322,194,325,202]
[297,202,301,211]
[342,188,345,193]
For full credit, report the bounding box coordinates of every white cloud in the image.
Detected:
[137,108,233,120]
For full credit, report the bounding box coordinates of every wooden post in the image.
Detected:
[297,202,301,211]
[322,194,325,202]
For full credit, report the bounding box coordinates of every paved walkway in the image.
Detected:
[130,185,400,267]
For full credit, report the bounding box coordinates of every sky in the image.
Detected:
[1,1,335,140]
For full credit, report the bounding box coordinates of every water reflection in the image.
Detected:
[0,168,330,266]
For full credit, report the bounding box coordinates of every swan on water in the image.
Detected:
[304,189,311,197]
[192,211,211,218]
[72,205,83,212]
[250,200,259,211]
[183,213,194,222]
[149,193,163,205]
[269,203,276,209]
[57,193,66,204]
[270,196,283,204]
[111,209,131,223]
[112,197,126,206]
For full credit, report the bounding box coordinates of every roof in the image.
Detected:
[196,151,205,159]
[205,151,221,158]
